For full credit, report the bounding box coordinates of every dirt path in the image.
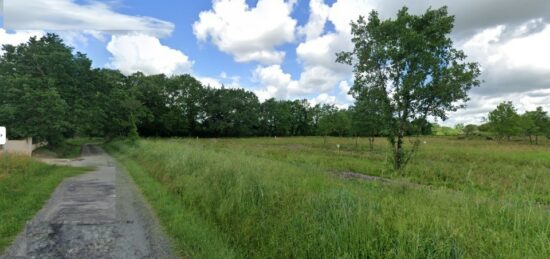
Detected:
[2,145,176,259]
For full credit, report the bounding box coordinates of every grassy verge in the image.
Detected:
[107,138,550,258]
[0,154,87,251]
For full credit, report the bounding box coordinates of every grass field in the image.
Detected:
[107,137,550,258]
[0,155,87,251]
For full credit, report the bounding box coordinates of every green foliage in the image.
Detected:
[316,105,352,137]
[431,124,462,136]
[0,34,141,145]
[107,138,550,258]
[521,107,549,144]
[202,87,260,137]
[463,124,479,136]
[351,87,387,141]
[337,7,481,169]
[488,101,522,140]
[128,115,139,143]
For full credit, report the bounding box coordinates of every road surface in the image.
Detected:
[2,145,176,259]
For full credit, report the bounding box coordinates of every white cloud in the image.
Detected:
[439,20,550,125]
[197,76,223,89]
[106,34,193,76]
[193,0,297,64]
[3,0,174,37]
[198,73,242,89]
[253,65,299,99]
[338,81,355,102]
[298,0,330,40]
[292,0,550,126]
[327,0,376,34]
[254,0,368,101]
[443,89,550,126]
[310,93,336,106]
[0,29,45,53]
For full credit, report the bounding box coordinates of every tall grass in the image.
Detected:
[0,154,86,251]
[108,138,550,258]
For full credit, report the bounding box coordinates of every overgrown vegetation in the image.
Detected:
[107,137,550,258]
[0,155,86,251]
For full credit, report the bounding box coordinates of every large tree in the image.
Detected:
[0,34,86,145]
[488,101,522,141]
[337,7,480,169]
[520,107,548,144]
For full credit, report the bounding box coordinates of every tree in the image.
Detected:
[169,74,207,136]
[488,101,521,141]
[202,87,260,137]
[316,104,339,144]
[521,107,548,144]
[463,124,478,137]
[99,69,144,139]
[336,7,480,169]
[454,123,465,134]
[351,87,387,150]
[128,114,139,143]
[0,34,79,146]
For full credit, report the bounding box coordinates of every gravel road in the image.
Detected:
[2,145,176,259]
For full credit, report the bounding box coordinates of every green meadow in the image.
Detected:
[107,137,550,258]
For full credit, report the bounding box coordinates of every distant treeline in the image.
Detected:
[0,34,433,146]
[2,34,541,147]
[431,102,550,144]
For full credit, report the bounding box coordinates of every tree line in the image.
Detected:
[482,102,550,144]
[0,34,388,145]
[0,6,483,171]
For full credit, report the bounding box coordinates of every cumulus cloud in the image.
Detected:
[444,89,550,126]
[3,0,174,37]
[290,0,550,125]
[197,76,223,89]
[310,93,336,106]
[464,21,550,92]
[106,34,193,76]
[368,0,550,39]
[431,19,549,125]
[0,29,45,53]
[255,0,369,102]
[338,81,354,102]
[253,65,299,99]
[193,0,297,64]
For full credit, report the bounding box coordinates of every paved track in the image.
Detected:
[2,145,176,259]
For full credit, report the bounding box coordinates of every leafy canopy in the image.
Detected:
[337,6,481,169]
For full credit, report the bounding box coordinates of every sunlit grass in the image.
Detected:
[107,137,550,258]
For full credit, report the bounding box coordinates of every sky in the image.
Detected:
[1,0,549,126]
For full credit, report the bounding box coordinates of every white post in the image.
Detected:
[0,127,5,145]
[0,127,5,153]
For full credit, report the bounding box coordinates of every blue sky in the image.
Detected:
[1,0,550,126]
[68,0,342,99]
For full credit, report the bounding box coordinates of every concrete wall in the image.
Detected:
[0,138,42,156]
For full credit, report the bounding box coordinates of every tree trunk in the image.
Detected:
[394,131,404,170]
[535,135,538,145]
[368,137,374,151]
[529,135,533,144]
